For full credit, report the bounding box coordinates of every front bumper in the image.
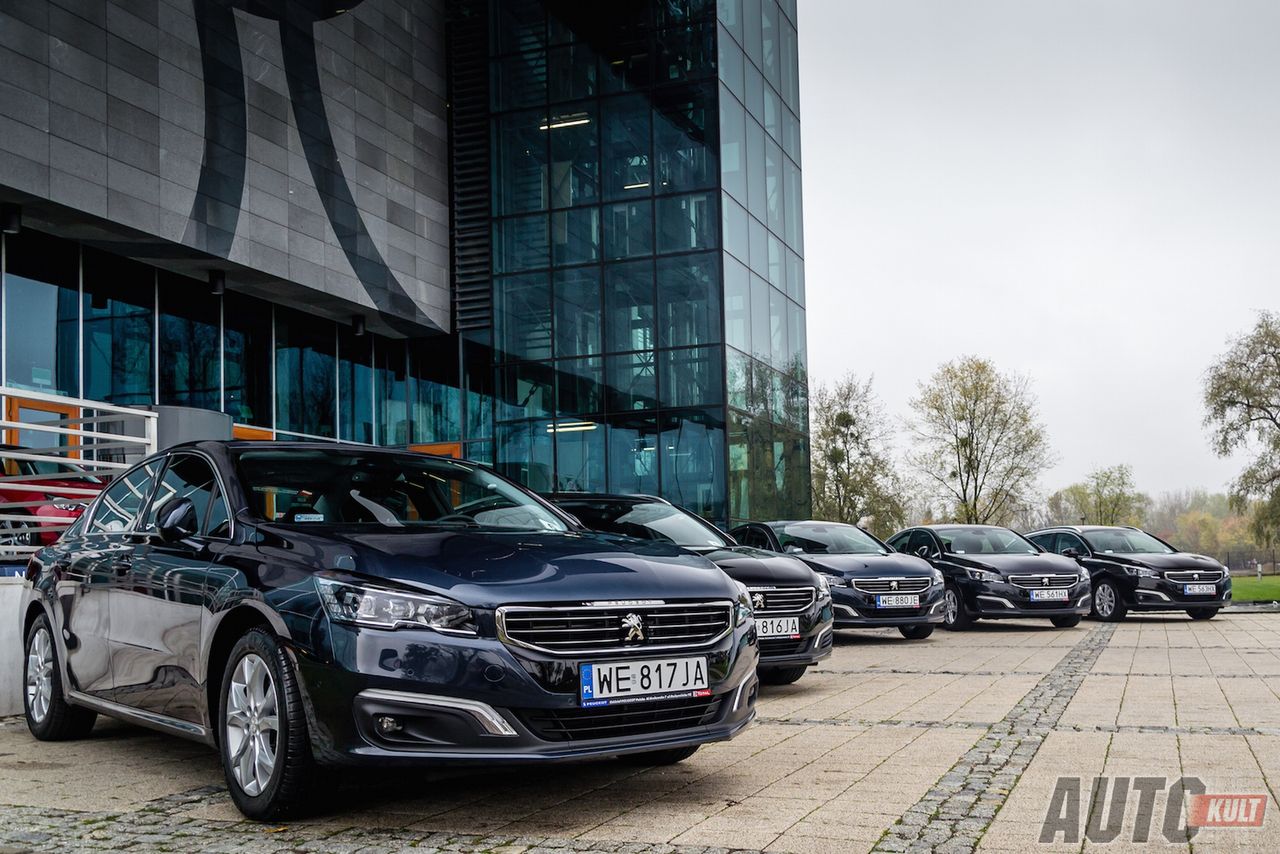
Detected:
[1124,575,1232,611]
[960,578,1092,619]
[294,619,759,766]
[830,582,946,628]
[754,598,834,668]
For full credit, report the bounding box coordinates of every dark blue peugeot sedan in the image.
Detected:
[19,442,758,820]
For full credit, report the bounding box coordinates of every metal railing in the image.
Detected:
[0,386,157,562]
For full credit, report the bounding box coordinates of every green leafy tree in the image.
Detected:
[809,373,908,536]
[1204,311,1280,545]
[1047,465,1149,526]
[908,356,1053,525]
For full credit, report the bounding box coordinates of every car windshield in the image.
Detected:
[936,527,1038,555]
[1083,529,1175,555]
[236,449,569,532]
[556,500,728,547]
[775,522,887,555]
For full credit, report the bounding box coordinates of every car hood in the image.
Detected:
[797,552,935,578]
[259,526,737,608]
[946,552,1081,576]
[1095,552,1224,571]
[691,545,818,586]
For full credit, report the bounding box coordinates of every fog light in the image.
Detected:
[375,715,402,735]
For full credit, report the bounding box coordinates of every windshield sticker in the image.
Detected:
[293,513,325,522]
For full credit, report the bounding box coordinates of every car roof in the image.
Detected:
[1026,525,1142,535]
[544,492,669,505]
[918,524,1010,531]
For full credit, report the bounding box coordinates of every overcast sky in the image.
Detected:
[798,0,1280,497]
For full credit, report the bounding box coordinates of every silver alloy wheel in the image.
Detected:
[944,589,959,625]
[225,653,280,798]
[1095,583,1116,618]
[0,517,34,547]
[26,626,53,723]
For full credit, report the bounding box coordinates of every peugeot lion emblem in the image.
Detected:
[752,592,767,611]
[1042,577,1050,587]
[890,580,899,591]
[622,613,645,642]
[1193,573,1200,581]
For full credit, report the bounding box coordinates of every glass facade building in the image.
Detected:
[0,0,809,527]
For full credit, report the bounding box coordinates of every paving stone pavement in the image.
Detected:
[3,612,1280,853]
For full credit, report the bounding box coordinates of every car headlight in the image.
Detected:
[930,569,944,586]
[733,582,754,626]
[965,568,1002,583]
[815,574,832,599]
[1122,566,1160,579]
[316,577,476,634]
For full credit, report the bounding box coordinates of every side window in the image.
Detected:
[142,454,229,536]
[734,526,768,549]
[1055,533,1087,555]
[907,530,936,556]
[1027,533,1053,551]
[89,460,163,533]
[886,532,911,552]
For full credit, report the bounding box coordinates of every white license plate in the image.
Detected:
[580,657,709,707]
[1185,584,1217,595]
[876,594,919,608]
[756,616,800,638]
[1031,588,1070,601]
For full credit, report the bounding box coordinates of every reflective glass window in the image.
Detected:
[491,51,546,111]
[602,94,651,200]
[659,0,716,26]
[745,116,765,221]
[551,206,600,265]
[769,286,788,367]
[723,193,749,263]
[492,0,545,55]
[656,23,716,84]
[761,0,780,89]
[744,60,764,122]
[377,339,409,445]
[553,419,605,491]
[89,458,162,533]
[494,111,548,216]
[657,191,718,253]
[784,154,803,251]
[763,81,781,143]
[787,299,807,375]
[750,273,771,363]
[142,453,220,533]
[4,231,79,396]
[718,24,744,99]
[604,199,653,259]
[606,350,658,411]
[553,267,601,357]
[657,252,720,348]
[599,38,652,94]
[749,215,769,276]
[158,271,220,411]
[493,214,549,273]
[767,231,784,288]
[720,86,747,202]
[83,248,154,406]
[785,246,804,304]
[498,362,554,420]
[604,259,655,352]
[338,330,374,444]
[654,84,717,193]
[724,255,751,353]
[781,17,799,110]
[556,356,604,416]
[744,0,763,61]
[548,103,598,207]
[496,419,555,493]
[719,0,744,42]
[765,136,783,235]
[783,107,801,164]
[494,273,552,361]
[726,346,752,410]
[461,334,493,441]
[223,293,272,428]
[410,351,461,445]
[548,44,597,103]
[274,308,336,438]
[660,346,723,407]
[660,408,726,523]
[607,413,659,495]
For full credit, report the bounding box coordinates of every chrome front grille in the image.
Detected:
[747,586,816,613]
[852,577,931,594]
[497,601,734,655]
[1164,570,1224,583]
[1009,574,1078,589]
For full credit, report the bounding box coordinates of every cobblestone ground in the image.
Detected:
[4,613,1280,853]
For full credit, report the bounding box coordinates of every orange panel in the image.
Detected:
[4,396,81,459]
[409,442,463,459]
[233,425,275,441]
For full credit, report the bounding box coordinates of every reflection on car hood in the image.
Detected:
[259,526,735,608]
[1097,552,1224,571]
[798,552,935,578]
[948,552,1080,576]
[694,546,818,586]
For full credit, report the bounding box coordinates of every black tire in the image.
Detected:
[619,745,699,766]
[1051,615,1082,629]
[759,665,808,685]
[1188,608,1219,621]
[24,613,97,741]
[899,624,935,640]
[942,584,973,631]
[218,629,314,821]
[1091,580,1127,622]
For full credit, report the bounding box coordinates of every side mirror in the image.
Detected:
[156,496,198,544]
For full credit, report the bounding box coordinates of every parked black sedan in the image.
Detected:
[730,520,944,639]
[886,525,1091,630]
[1026,525,1232,621]
[21,442,758,820]
[547,494,833,685]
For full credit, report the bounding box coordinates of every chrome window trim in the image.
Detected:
[356,688,517,737]
[496,600,735,656]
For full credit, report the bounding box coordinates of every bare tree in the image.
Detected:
[908,356,1053,525]
[809,373,909,536]
[1204,310,1280,544]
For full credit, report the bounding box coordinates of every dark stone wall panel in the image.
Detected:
[0,0,450,334]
